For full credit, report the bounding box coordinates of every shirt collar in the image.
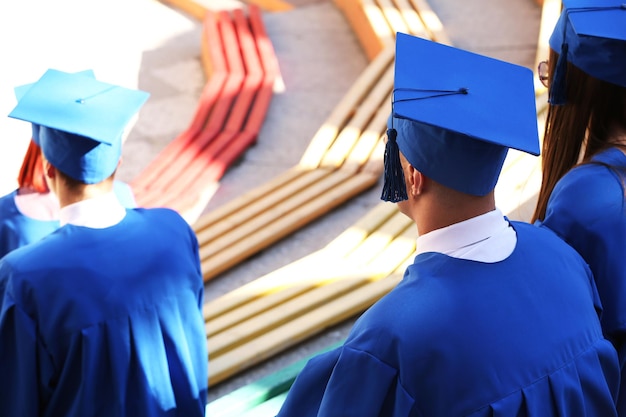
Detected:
[60,191,126,228]
[415,208,510,257]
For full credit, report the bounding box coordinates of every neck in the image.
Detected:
[610,124,626,146]
[55,178,114,209]
[415,191,496,236]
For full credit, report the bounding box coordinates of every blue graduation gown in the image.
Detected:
[0,208,208,417]
[0,190,58,259]
[538,147,626,414]
[276,222,619,417]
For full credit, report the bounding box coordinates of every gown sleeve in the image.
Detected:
[276,346,416,417]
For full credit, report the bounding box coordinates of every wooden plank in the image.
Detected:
[141,131,237,209]
[196,168,331,250]
[207,210,414,385]
[334,0,448,61]
[408,0,452,45]
[320,64,393,169]
[207,209,409,338]
[200,171,378,281]
[173,10,245,154]
[158,0,207,21]
[377,0,410,35]
[193,166,306,231]
[135,11,245,208]
[156,132,257,217]
[131,10,227,194]
[146,8,265,208]
[171,6,280,205]
[391,0,430,38]
[242,0,293,12]
[333,0,390,60]
[209,270,405,385]
[322,201,399,256]
[138,3,284,214]
[203,202,399,321]
[207,270,319,338]
[207,211,411,355]
[298,38,395,169]
[243,4,281,134]
[223,9,264,132]
[342,95,389,172]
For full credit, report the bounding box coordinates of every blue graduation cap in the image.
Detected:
[13,70,96,146]
[8,69,149,184]
[381,33,539,201]
[549,1,626,104]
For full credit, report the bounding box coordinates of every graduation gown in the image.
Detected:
[0,190,58,259]
[0,208,208,417]
[276,222,619,417]
[538,147,626,414]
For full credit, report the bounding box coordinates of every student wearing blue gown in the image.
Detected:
[532,3,626,414]
[0,69,208,417]
[275,33,620,417]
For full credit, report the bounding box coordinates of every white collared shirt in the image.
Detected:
[415,209,516,263]
[60,191,126,228]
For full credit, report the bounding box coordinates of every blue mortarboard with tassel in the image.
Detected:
[549,1,626,105]
[9,69,149,184]
[381,33,540,201]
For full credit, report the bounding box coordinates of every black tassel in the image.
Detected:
[549,43,569,105]
[380,128,408,202]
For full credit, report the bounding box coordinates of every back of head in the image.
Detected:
[533,1,626,221]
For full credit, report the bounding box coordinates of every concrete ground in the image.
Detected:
[0,0,543,404]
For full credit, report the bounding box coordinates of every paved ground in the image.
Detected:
[0,0,543,404]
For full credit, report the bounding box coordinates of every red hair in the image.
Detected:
[17,140,49,193]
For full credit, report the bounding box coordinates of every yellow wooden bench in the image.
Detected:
[158,0,293,18]
[194,45,393,282]
[130,6,280,221]
[207,202,415,386]
[333,0,451,60]
[194,0,456,283]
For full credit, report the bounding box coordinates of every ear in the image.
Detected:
[406,165,425,197]
[42,158,56,180]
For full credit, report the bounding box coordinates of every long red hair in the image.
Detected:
[17,140,49,194]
